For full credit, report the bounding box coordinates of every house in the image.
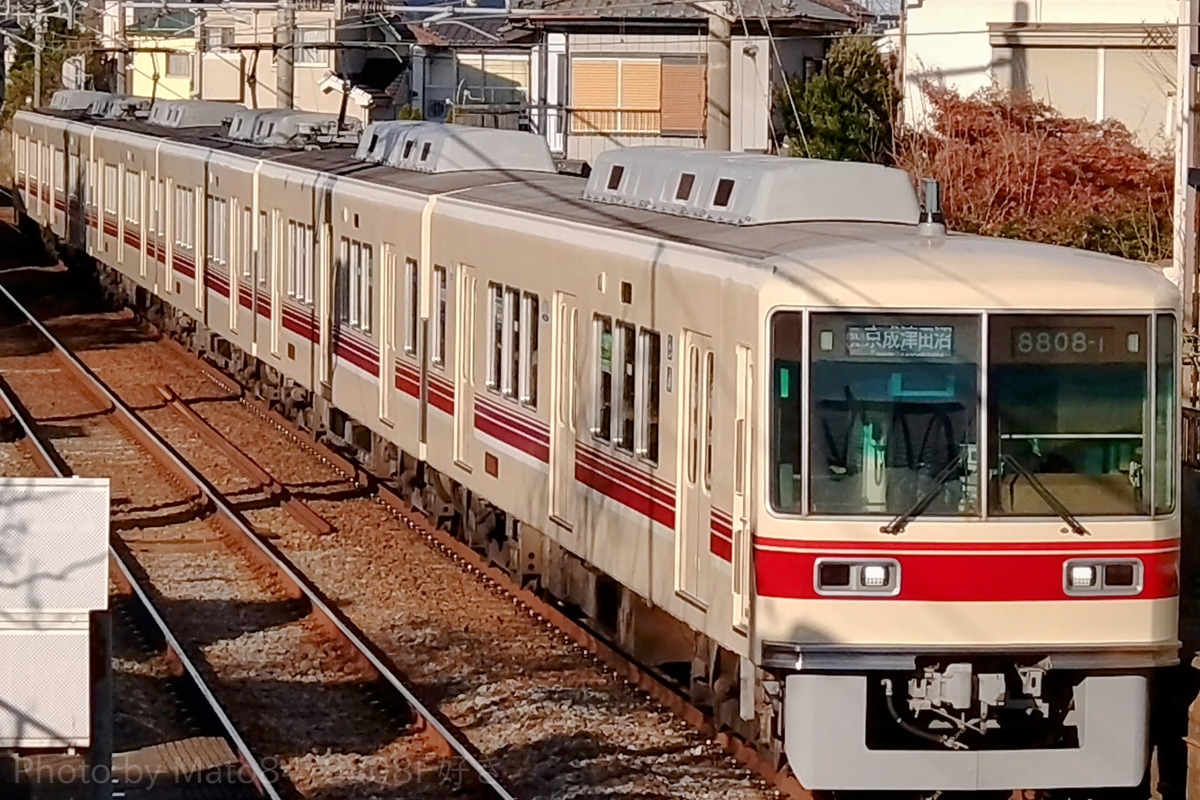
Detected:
[510,0,861,161]
[105,0,403,122]
[406,18,537,129]
[125,10,196,102]
[888,0,1181,151]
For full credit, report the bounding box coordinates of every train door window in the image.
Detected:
[703,351,714,490]
[104,164,118,214]
[613,321,636,451]
[85,161,94,211]
[15,137,23,177]
[241,207,252,279]
[502,287,520,399]
[688,345,700,484]
[520,292,539,407]
[340,239,352,323]
[635,329,661,463]
[258,211,269,285]
[487,282,503,390]
[53,149,64,192]
[593,315,613,441]
[432,266,447,367]
[286,221,297,297]
[1154,314,1177,515]
[359,243,373,333]
[404,258,419,355]
[337,237,351,323]
[68,154,79,198]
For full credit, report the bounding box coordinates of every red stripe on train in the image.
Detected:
[755,548,1178,601]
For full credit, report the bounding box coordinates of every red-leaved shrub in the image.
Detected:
[895,83,1174,263]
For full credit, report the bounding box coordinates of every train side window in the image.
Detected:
[15,137,23,177]
[124,171,141,224]
[404,258,419,355]
[68,154,79,197]
[593,315,613,441]
[502,287,520,399]
[614,321,636,451]
[635,328,661,463]
[520,292,538,408]
[53,149,64,192]
[487,282,502,390]
[432,266,447,366]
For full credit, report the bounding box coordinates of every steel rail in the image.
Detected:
[0,291,283,800]
[0,283,517,800]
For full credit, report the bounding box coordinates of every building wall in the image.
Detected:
[199,9,342,114]
[893,0,1180,149]
[129,36,195,101]
[127,10,347,116]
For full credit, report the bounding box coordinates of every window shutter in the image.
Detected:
[571,59,619,133]
[619,59,661,111]
[661,57,706,136]
[571,59,618,108]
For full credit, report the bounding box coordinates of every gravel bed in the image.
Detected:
[0,316,473,800]
[48,310,783,800]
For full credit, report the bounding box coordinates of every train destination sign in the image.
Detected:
[845,324,955,359]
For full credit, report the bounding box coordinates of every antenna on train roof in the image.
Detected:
[918,178,947,237]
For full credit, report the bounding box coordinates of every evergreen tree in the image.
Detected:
[777,35,899,164]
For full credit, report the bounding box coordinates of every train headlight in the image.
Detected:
[814,559,900,596]
[861,564,889,587]
[1068,565,1097,589]
[1063,559,1143,596]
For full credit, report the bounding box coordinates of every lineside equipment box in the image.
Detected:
[0,477,109,749]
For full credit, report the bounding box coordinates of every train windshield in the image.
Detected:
[771,313,981,515]
[988,314,1157,516]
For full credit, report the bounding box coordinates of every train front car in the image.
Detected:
[761,227,1180,795]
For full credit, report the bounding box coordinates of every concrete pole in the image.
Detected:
[114,0,127,93]
[195,8,205,99]
[1174,0,1198,403]
[277,0,294,108]
[705,11,731,151]
[32,9,42,106]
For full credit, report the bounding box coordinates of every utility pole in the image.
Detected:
[195,8,205,99]
[277,0,294,108]
[1175,0,1199,403]
[115,0,127,93]
[704,7,731,151]
[32,7,42,106]
[896,0,907,128]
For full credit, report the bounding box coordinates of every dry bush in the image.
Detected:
[895,83,1174,263]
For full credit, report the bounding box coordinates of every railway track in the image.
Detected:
[0,283,514,800]
[0,264,790,799]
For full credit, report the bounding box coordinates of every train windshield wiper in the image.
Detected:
[1000,454,1089,536]
[880,450,966,535]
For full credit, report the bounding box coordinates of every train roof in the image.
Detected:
[19,107,1181,310]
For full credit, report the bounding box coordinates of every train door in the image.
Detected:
[676,330,713,604]
[379,244,397,424]
[549,291,578,528]
[732,344,753,630]
[453,264,477,466]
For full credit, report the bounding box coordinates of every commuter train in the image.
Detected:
[11,90,1182,797]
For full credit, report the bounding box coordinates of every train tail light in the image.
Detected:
[815,559,900,596]
[1063,559,1143,596]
